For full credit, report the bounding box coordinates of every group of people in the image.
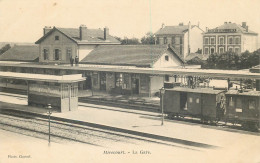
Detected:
[70,56,79,66]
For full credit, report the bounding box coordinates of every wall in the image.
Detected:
[39,30,77,63]
[150,76,164,95]
[78,44,97,61]
[153,49,182,68]
[243,34,258,52]
[190,27,203,55]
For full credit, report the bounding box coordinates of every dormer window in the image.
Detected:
[55,36,59,40]
[165,55,169,61]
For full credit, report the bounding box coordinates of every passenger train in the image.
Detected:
[162,87,260,131]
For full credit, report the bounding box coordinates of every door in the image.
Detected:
[100,72,106,91]
[85,75,92,90]
[132,78,139,94]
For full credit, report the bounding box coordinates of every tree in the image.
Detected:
[141,32,155,44]
[0,44,11,55]
[114,36,140,45]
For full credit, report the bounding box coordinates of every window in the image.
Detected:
[180,37,183,44]
[235,37,240,44]
[164,37,167,44]
[228,47,233,52]
[204,37,209,45]
[229,97,234,106]
[196,98,200,104]
[210,37,215,44]
[219,47,224,54]
[219,37,224,45]
[228,37,233,44]
[234,47,240,54]
[172,37,175,45]
[180,45,182,55]
[189,97,193,103]
[210,47,215,54]
[54,49,60,60]
[66,48,72,60]
[55,36,59,40]
[249,100,256,110]
[156,37,159,44]
[43,49,48,60]
[115,73,123,87]
[175,37,180,44]
[165,75,169,82]
[204,47,209,54]
[165,55,169,61]
[236,98,242,109]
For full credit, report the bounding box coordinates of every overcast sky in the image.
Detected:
[0,0,259,46]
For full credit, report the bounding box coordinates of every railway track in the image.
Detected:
[0,109,159,147]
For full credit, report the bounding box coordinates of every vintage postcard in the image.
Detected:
[0,0,259,162]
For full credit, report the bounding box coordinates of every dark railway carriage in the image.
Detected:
[164,87,226,121]
[225,90,260,129]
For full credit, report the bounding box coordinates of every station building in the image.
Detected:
[203,22,258,55]
[0,25,186,97]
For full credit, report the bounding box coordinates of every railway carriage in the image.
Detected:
[163,87,226,122]
[225,90,260,129]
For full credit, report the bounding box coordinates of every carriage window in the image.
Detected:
[249,100,256,110]
[189,97,193,103]
[196,98,200,103]
[236,98,242,109]
[229,97,234,106]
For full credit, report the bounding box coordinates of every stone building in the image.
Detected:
[155,22,204,59]
[202,22,258,55]
[35,25,120,63]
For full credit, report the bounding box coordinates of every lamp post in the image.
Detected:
[160,87,165,126]
[46,104,52,145]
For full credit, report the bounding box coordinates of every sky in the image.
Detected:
[0,0,260,47]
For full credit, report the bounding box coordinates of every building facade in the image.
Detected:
[35,25,121,64]
[203,22,258,55]
[155,22,204,60]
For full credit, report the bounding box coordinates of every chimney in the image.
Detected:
[79,25,87,40]
[179,22,184,26]
[206,27,208,32]
[246,26,249,32]
[161,23,165,28]
[104,27,109,40]
[43,26,52,35]
[224,22,227,24]
[242,22,247,28]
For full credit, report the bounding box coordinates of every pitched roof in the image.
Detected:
[80,45,184,67]
[35,27,121,44]
[185,53,209,61]
[226,90,260,97]
[205,23,258,35]
[155,25,197,35]
[167,87,225,94]
[0,44,39,62]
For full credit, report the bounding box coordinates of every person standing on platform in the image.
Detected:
[70,56,74,66]
[75,56,79,66]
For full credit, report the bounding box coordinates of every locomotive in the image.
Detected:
[162,87,260,131]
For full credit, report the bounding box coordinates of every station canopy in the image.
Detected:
[0,71,85,83]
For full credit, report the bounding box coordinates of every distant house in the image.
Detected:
[203,22,258,55]
[0,44,39,62]
[155,22,204,59]
[35,25,121,64]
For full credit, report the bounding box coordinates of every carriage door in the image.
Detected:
[243,97,258,120]
[180,92,187,111]
[100,72,106,91]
